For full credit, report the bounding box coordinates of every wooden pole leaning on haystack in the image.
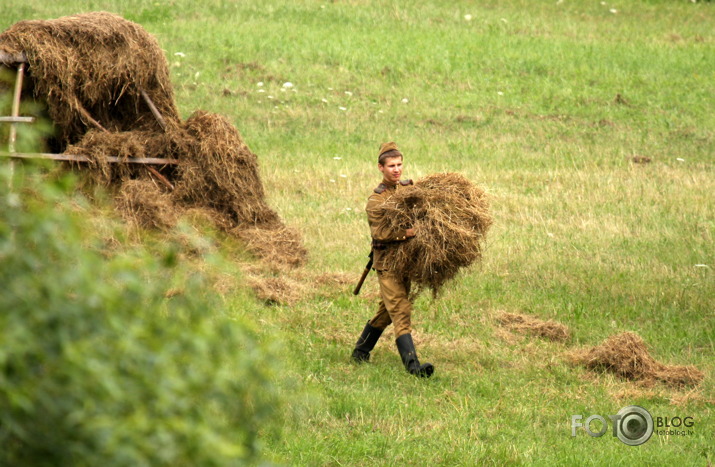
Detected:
[140,88,167,131]
[138,87,174,190]
[76,104,108,133]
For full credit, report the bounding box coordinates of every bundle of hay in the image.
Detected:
[569,332,703,388]
[0,13,307,268]
[173,111,307,267]
[377,172,492,295]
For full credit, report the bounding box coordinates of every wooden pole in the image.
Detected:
[0,116,34,123]
[146,166,175,190]
[76,102,108,132]
[140,88,167,131]
[7,62,25,186]
[139,88,173,189]
[9,63,25,154]
[0,152,179,165]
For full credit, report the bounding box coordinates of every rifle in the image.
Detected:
[352,250,374,295]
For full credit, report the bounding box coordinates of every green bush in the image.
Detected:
[0,166,282,466]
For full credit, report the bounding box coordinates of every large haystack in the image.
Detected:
[569,332,703,388]
[0,12,306,267]
[377,173,492,295]
[0,11,179,147]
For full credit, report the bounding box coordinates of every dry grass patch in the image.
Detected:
[496,311,571,342]
[246,274,305,306]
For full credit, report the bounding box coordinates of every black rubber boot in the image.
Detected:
[395,334,434,378]
[351,321,384,363]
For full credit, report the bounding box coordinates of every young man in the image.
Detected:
[351,142,434,378]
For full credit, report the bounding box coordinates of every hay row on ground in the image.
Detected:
[0,12,306,268]
[568,332,704,388]
[376,172,492,295]
[496,311,571,342]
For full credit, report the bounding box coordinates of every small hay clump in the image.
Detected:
[569,332,704,388]
[236,225,307,270]
[246,275,304,306]
[497,311,571,342]
[377,173,492,295]
[116,179,177,230]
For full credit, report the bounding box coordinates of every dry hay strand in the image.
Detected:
[312,271,356,298]
[569,332,704,388]
[115,179,178,230]
[377,173,492,295]
[236,224,307,269]
[246,275,304,306]
[609,387,660,404]
[496,311,571,342]
[494,327,531,346]
[668,390,715,407]
[0,11,180,149]
[314,271,354,287]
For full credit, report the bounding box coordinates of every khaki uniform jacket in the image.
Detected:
[366,179,413,271]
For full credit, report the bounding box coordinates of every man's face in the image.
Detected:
[378,156,403,184]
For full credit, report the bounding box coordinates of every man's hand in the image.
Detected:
[406,228,416,238]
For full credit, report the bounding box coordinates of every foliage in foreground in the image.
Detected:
[0,165,281,466]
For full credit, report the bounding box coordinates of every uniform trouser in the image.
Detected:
[368,270,412,339]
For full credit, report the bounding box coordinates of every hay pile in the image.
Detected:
[497,311,571,342]
[569,332,704,388]
[0,12,306,267]
[377,173,492,295]
[174,111,280,226]
[116,179,177,230]
[0,11,179,147]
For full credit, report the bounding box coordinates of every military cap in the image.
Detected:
[378,141,403,164]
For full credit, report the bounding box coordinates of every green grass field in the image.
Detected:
[2,0,713,465]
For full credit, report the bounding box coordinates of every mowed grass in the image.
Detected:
[2,0,713,465]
